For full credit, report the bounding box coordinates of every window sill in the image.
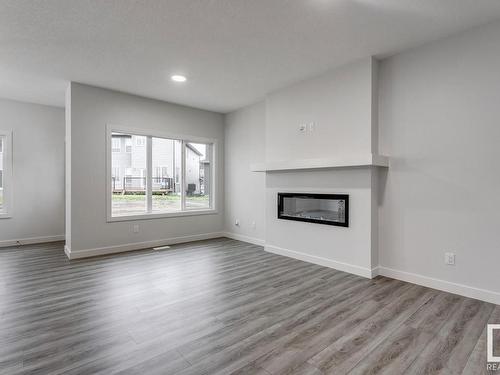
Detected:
[107,209,217,223]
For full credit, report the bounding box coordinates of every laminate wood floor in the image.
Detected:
[0,238,498,374]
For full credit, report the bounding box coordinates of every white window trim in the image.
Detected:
[106,124,218,222]
[0,130,13,219]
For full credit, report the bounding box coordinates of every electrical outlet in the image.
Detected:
[445,252,455,265]
[235,219,240,226]
[133,224,139,233]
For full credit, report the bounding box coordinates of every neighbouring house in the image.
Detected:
[111,133,208,195]
[185,142,203,195]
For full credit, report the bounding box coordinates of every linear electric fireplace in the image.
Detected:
[278,193,349,227]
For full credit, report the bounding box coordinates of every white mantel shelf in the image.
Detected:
[250,154,389,172]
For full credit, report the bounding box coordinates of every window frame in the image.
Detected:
[106,125,217,222]
[0,130,13,219]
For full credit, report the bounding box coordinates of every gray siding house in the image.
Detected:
[111,134,208,195]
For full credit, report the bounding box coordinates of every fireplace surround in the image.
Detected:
[277,192,349,227]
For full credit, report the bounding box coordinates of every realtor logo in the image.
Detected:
[488,324,500,370]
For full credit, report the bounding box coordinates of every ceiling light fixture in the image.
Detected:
[171,74,187,82]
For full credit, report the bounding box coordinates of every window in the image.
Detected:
[111,132,147,216]
[0,138,3,212]
[108,127,215,220]
[0,132,12,218]
[185,142,210,210]
[152,137,181,213]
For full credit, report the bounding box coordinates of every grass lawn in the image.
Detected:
[111,193,210,216]
[112,194,179,202]
[112,194,209,201]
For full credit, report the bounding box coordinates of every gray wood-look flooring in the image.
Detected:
[0,238,498,375]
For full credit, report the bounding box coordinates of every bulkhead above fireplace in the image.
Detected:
[277,193,349,227]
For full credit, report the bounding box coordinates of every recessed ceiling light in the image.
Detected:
[171,75,187,82]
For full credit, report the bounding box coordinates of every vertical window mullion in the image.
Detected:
[146,136,153,213]
[181,140,186,211]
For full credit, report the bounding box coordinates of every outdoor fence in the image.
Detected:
[112,177,175,193]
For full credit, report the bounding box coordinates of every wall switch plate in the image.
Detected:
[235,219,240,226]
[251,221,256,229]
[133,224,139,233]
[308,122,315,132]
[298,124,307,133]
[445,252,455,265]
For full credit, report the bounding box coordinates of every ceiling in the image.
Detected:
[2,0,500,113]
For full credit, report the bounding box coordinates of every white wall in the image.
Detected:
[265,57,376,162]
[0,98,65,245]
[378,20,500,301]
[224,102,266,244]
[66,83,225,255]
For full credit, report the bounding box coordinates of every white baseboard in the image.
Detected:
[370,266,380,278]
[64,244,71,258]
[0,235,65,248]
[222,232,265,247]
[264,244,374,279]
[260,243,500,304]
[60,230,500,305]
[65,232,224,260]
[378,266,500,305]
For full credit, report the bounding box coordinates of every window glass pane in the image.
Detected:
[185,142,211,210]
[152,137,181,212]
[125,138,132,153]
[111,133,147,216]
[0,137,3,210]
[112,137,121,152]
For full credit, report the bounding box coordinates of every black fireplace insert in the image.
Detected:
[277,192,349,227]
